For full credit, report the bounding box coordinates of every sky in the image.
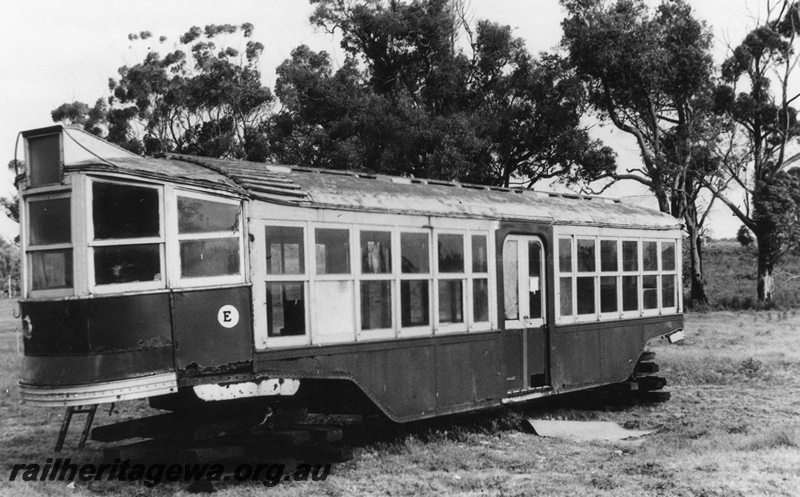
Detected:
[0,0,773,239]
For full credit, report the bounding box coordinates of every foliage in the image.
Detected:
[737,224,754,247]
[269,0,615,185]
[52,23,274,160]
[560,0,718,304]
[708,0,800,301]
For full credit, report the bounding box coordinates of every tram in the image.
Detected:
[17,124,684,424]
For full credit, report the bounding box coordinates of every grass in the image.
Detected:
[689,239,800,310]
[1,304,799,495]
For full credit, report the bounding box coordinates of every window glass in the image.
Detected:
[401,232,428,274]
[622,241,638,272]
[361,231,391,274]
[266,226,304,275]
[600,240,618,272]
[315,228,350,274]
[473,279,490,322]
[31,250,72,290]
[577,239,596,272]
[576,276,595,315]
[93,182,159,239]
[560,277,573,316]
[401,280,429,327]
[529,242,542,319]
[314,281,354,337]
[600,276,617,313]
[28,134,61,187]
[662,274,676,308]
[438,234,464,273]
[643,241,659,271]
[643,275,658,309]
[503,240,519,320]
[662,241,676,271]
[559,238,572,273]
[29,198,70,245]
[361,281,392,329]
[94,244,161,285]
[180,239,240,277]
[622,275,638,311]
[178,197,239,233]
[267,283,305,336]
[472,235,488,273]
[438,280,464,323]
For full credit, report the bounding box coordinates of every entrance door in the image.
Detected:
[502,235,548,392]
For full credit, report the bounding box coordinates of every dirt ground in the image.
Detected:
[1,301,799,496]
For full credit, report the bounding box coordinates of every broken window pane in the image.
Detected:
[178,196,239,233]
[180,238,240,278]
[361,281,392,329]
[438,279,463,323]
[267,282,305,337]
[438,234,464,273]
[30,249,72,290]
[94,244,161,285]
[93,182,159,240]
[315,228,350,274]
[361,231,391,274]
[29,198,70,245]
[401,280,429,327]
[266,226,304,275]
[314,281,354,337]
[401,232,428,274]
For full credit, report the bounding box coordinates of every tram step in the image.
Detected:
[635,362,660,374]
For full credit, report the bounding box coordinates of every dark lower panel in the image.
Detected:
[22,347,174,386]
[256,334,504,422]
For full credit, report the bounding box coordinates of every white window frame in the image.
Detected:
[356,228,396,341]
[310,223,358,344]
[25,190,74,298]
[397,228,433,338]
[503,234,547,331]
[468,231,494,332]
[660,239,679,313]
[87,177,166,294]
[641,238,661,317]
[433,229,468,334]
[261,220,311,348]
[171,188,245,288]
[598,238,622,319]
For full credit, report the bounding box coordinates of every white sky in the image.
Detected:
[0,0,771,238]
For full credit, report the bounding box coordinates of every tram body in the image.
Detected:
[17,125,683,422]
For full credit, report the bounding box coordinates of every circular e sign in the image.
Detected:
[217,305,240,328]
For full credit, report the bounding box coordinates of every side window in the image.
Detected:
[313,227,355,341]
[91,181,163,287]
[360,230,393,330]
[558,238,573,317]
[642,241,659,309]
[600,240,618,313]
[472,234,490,324]
[576,238,596,315]
[265,226,306,337]
[177,195,241,279]
[661,241,677,309]
[621,240,639,312]
[400,232,430,327]
[27,195,73,292]
[437,233,465,325]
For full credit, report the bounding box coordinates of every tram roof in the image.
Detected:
[47,126,679,230]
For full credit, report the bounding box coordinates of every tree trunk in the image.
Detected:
[756,234,775,302]
[684,212,708,306]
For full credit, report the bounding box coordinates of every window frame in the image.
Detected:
[310,223,358,344]
[25,190,74,298]
[87,177,166,294]
[468,231,493,332]
[171,188,245,288]
[397,228,433,338]
[433,229,468,334]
